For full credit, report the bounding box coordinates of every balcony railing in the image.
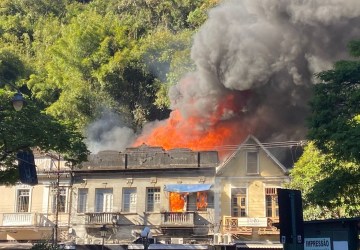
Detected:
[160,212,195,227]
[0,213,65,228]
[85,212,121,225]
[2,213,35,226]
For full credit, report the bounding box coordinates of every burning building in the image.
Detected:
[87,0,360,159]
[0,135,293,250]
[70,144,219,246]
[80,0,360,249]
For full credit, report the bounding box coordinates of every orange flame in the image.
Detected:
[169,192,185,212]
[134,91,251,155]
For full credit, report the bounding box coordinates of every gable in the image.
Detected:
[217,135,288,177]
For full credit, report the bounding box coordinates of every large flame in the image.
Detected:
[169,192,186,212]
[133,91,251,155]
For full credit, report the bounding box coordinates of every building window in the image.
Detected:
[265,188,279,218]
[196,192,208,211]
[52,187,67,213]
[247,151,259,174]
[146,187,160,212]
[231,188,246,217]
[95,188,113,212]
[16,189,30,212]
[123,188,137,213]
[77,188,88,213]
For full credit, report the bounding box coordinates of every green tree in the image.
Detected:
[291,41,360,218]
[0,0,71,59]
[187,0,219,28]
[0,0,220,139]
[0,46,88,185]
[0,49,27,83]
[308,40,360,164]
[0,89,89,185]
[138,28,194,110]
[287,142,359,219]
[98,0,215,39]
[29,9,176,131]
[28,11,128,127]
[0,0,218,134]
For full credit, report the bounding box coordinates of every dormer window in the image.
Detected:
[247,151,259,174]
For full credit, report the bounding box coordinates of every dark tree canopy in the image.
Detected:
[0,0,216,184]
[298,40,360,218]
[308,40,360,164]
[0,90,89,185]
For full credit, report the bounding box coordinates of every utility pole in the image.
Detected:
[46,153,72,247]
[54,154,60,247]
[49,153,61,247]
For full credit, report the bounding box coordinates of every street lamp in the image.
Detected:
[11,91,25,111]
[100,225,107,250]
[1,83,30,185]
[140,227,152,250]
[0,82,26,111]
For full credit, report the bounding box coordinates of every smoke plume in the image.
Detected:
[89,0,360,153]
[85,110,135,153]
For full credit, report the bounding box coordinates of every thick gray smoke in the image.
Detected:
[169,0,360,142]
[87,0,360,153]
[85,110,135,153]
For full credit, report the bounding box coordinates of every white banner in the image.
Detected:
[237,217,268,227]
[304,238,331,250]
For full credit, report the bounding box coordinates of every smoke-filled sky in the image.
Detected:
[86,0,360,155]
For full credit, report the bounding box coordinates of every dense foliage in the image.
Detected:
[0,0,217,130]
[290,40,360,219]
[0,89,89,185]
[287,142,359,219]
[308,40,360,164]
[30,241,61,250]
[0,0,218,184]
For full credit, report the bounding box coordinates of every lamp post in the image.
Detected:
[0,82,26,111]
[1,82,33,186]
[141,227,151,250]
[100,225,107,250]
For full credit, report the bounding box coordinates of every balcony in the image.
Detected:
[160,212,195,227]
[85,212,121,225]
[0,213,53,227]
[1,213,36,226]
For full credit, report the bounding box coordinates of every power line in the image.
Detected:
[97,140,307,155]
